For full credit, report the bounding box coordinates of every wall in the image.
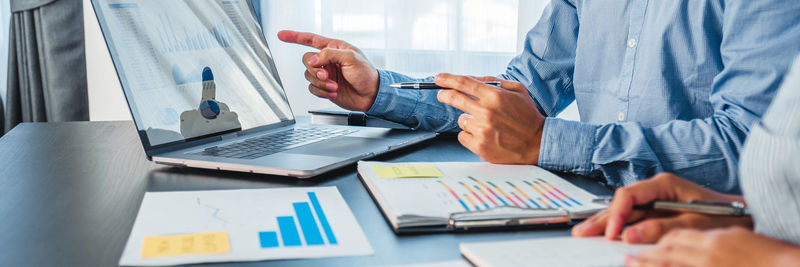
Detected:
[84,0,131,121]
[1,0,10,108]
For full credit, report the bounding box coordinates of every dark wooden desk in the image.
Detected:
[0,121,612,266]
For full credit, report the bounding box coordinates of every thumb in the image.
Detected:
[310,48,359,68]
[475,76,527,92]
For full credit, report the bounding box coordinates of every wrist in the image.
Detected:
[528,116,545,165]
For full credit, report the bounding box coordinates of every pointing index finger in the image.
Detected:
[278,30,351,50]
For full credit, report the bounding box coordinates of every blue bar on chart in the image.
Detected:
[308,192,338,244]
[258,191,339,248]
[293,202,324,245]
[258,231,279,248]
[277,216,301,246]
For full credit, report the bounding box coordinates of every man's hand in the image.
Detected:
[626,227,800,267]
[434,73,545,164]
[572,173,753,244]
[277,30,379,112]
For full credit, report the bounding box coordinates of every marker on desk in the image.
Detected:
[592,197,750,216]
[389,81,502,90]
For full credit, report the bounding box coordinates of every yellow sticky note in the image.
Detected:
[141,232,230,259]
[372,165,444,178]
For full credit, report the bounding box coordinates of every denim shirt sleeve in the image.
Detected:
[535,1,800,193]
[365,70,463,132]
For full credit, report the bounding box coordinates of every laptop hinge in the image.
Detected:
[220,132,239,140]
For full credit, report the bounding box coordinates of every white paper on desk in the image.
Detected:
[119,187,372,266]
[460,237,654,267]
[358,162,607,229]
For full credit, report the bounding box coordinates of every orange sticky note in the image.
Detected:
[372,165,444,178]
[141,232,230,258]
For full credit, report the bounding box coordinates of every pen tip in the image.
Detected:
[389,84,400,88]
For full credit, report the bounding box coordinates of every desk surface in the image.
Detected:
[0,121,612,266]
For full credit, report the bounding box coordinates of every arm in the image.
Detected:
[366,0,579,131]
[739,55,800,245]
[535,0,800,193]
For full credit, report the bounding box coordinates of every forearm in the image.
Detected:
[538,114,754,194]
[365,70,463,132]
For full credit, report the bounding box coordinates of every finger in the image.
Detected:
[457,131,480,155]
[632,243,705,267]
[657,229,707,248]
[621,215,697,244]
[305,70,338,92]
[302,52,329,80]
[437,89,484,115]
[605,175,682,241]
[278,30,351,50]
[308,84,337,99]
[572,210,611,237]
[457,113,474,133]
[498,80,528,92]
[434,73,494,99]
[474,76,501,82]
[621,213,750,244]
[310,48,358,68]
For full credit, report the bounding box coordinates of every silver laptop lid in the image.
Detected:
[91,0,294,155]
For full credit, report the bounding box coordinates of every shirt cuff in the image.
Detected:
[537,117,598,175]
[365,69,417,122]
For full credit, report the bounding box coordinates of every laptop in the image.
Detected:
[91,0,436,178]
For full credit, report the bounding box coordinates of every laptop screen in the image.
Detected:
[92,0,293,148]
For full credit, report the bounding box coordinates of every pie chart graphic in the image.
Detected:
[199,100,221,120]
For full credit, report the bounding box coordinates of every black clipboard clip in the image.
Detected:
[447,206,585,231]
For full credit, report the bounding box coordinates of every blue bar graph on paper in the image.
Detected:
[293,202,324,245]
[259,191,340,249]
[308,192,337,244]
[258,231,279,248]
[277,216,301,246]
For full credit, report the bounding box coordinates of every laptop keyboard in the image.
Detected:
[194,127,358,159]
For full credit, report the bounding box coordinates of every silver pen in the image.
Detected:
[389,81,502,90]
[592,197,750,216]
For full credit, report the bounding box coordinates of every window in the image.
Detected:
[260,0,521,115]
[314,0,518,77]
[257,0,581,120]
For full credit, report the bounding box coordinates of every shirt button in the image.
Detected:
[618,112,626,121]
[627,38,637,48]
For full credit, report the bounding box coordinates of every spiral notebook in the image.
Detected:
[356,161,607,233]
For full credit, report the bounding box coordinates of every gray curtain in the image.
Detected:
[4,0,87,133]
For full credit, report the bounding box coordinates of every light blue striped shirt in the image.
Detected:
[365,0,800,193]
[740,56,800,245]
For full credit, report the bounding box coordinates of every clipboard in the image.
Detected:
[356,162,608,234]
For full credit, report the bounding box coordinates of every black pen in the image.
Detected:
[389,81,502,90]
[592,197,750,216]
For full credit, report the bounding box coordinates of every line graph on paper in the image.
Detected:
[196,197,228,228]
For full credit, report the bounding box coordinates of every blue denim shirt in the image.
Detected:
[365,0,800,193]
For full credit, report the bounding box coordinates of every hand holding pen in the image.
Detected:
[571,173,753,244]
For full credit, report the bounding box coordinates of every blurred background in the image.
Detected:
[0,0,577,133]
